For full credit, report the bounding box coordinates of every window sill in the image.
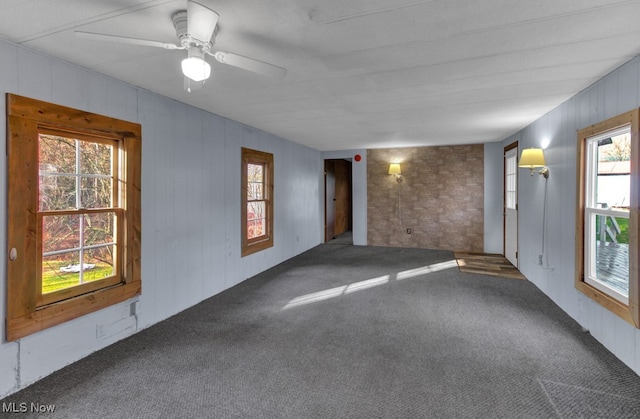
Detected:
[7,281,141,341]
[241,237,274,257]
[575,280,636,327]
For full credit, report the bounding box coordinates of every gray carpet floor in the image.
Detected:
[2,243,640,418]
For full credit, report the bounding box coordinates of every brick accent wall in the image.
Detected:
[367,145,484,252]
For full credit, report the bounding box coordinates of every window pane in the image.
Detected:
[590,214,629,298]
[42,251,80,294]
[595,165,630,210]
[248,164,263,182]
[42,214,80,253]
[247,220,257,239]
[80,140,112,175]
[248,219,266,240]
[39,135,76,174]
[247,201,266,240]
[248,182,263,200]
[83,246,115,282]
[505,151,517,210]
[250,218,265,239]
[84,213,116,246]
[592,134,630,210]
[248,201,265,222]
[39,175,77,211]
[81,177,113,208]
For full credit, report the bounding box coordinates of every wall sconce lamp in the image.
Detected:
[389,163,403,183]
[389,163,404,183]
[519,148,549,179]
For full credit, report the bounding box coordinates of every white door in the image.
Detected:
[504,147,518,267]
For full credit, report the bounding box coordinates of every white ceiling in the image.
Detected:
[2,0,640,151]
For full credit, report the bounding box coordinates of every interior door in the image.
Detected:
[333,159,352,237]
[325,160,336,241]
[504,146,518,267]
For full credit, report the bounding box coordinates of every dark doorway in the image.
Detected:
[325,159,352,243]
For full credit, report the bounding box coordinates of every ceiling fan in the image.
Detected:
[75,0,286,91]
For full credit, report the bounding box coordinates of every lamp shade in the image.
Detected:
[388,163,401,175]
[518,148,546,168]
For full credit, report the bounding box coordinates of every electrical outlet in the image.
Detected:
[406,228,412,234]
[538,254,543,265]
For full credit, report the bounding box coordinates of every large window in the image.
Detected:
[576,109,639,327]
[38,131,122,306]
[6,94,141,341]
[241,148,273,256]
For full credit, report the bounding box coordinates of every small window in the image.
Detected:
[241,148,273,256]
[576,109,639,327]
[6,94,141,341]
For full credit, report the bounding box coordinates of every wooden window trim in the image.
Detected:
[241,147,274,257]
[575,109,639,327]
[6,94,141,341]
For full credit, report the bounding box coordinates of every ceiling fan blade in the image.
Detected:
[212,51,287,79]
[187,1,218,42]
[75,31,183,50]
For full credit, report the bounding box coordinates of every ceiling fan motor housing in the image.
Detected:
[172,10,215,51]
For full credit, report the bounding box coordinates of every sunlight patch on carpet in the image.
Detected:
[282,260,458,310]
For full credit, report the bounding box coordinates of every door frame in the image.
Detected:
[324,158,353,242]
[504,141,519,266]
[324,160,336,242]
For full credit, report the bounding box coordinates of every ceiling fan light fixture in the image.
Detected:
[75,0,287,86]
[181,47,211,81]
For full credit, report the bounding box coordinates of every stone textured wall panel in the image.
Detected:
[367,145,484,252]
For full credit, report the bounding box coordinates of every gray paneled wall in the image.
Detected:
[0,40,323,397]
[487,56,640,374]
[483,142,504,254]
